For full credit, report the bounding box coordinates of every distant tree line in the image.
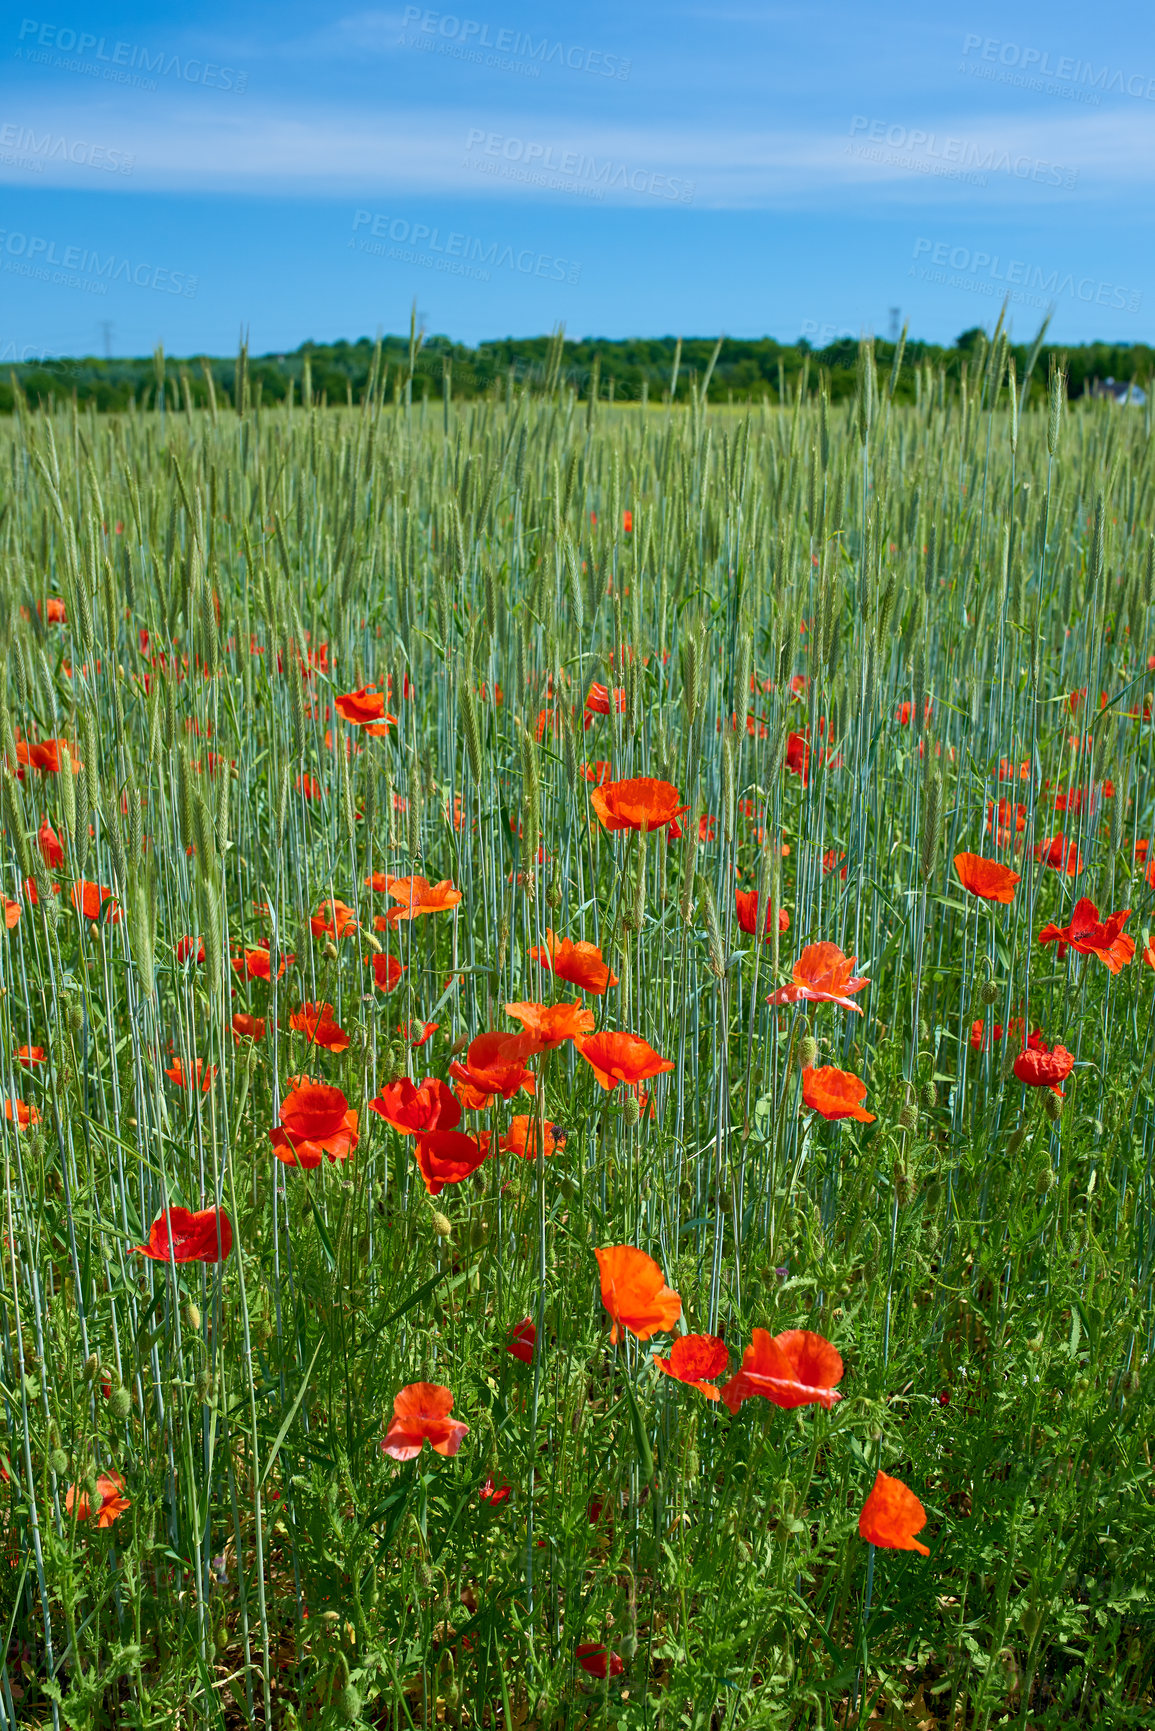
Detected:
[2,327,1150,413]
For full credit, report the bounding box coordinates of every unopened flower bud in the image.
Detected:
[622,1093,641,1125]
[979,979,1000,1005]
[109,1387,132,1420]
[431,1211,452,1239]
[921,1080,937,1109]
[48,1447,69,1475]
[182,1300,201,1332]
[1006,1127,1027,1156]
[797,1035,818,1070]
[196,1370,215,1402]
[83,1353,100,1382]
[1044,1092,1063,1122]
[323,940,339,960]
[898,1101,918,1130]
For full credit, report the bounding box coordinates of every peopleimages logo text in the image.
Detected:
[961,35,1155,100]
[15,20,248,90]
[400,7,630,78]
[911,239,1141,312]
[0,228,198,295]
[351,209,581,283]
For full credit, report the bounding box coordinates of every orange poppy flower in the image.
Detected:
[504,1000,595,1048]
[381,875,463,923]
[801,1065,875,1123]
[580,760,613,786]
[413,1128,491,1195]
[652,1333,728,1400]
[382,1382,469,1461]
[16,1045,45,1066]
[175,936,205,963]
[589,776,688,834]
[71,879,120,922]
[133,1206,233,1262]
[766,942,870,1013]
[163,1056,217,1092]
[334,686,396,734]
[369,1076,461,1136]
[231,1013,265,1041]
[38,818,64,867]
[66,1468,130,1528]
[576,1644,624,1679]
[575,1031,674,1092]
[18,737,75,774]
[232,947,293,980]
[858,1470,930,1555]
[1038,897,1134,972]
[448,1032,538,1106]
[273,1080,359,1168]
[953,853,1019,903]
[289,1001,350,1052]
[528,929,618,994]
[584,682,627,717]
[1034,833,1082,875]
[310,898,358,939]
[720,1328,843,1413]
[500,1114,565,1159]
[734,890,790,943]
[594,1245,682,1344]
[3,899,19,929]
[296,773,323,800]
[369,952,405,993]
[1012,1039,1074,1097]
[4,1098,39,1129]
[43,597,66,624]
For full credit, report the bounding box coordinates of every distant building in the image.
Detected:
[1090,376,1147,405]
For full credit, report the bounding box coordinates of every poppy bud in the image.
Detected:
[797,1035,818,1071]
[898,1101,918,1130]
[546,877,562,910]
[337,1686,362,1724]
[1043,1091,1062,1122]
[323,940,338,960]
[48,1447,68,1475]
[921,1080,937,1109]
[68,1000,84,1033]
[979,977,1000,1005]
[1035,1166,1056,1194]
[1006,1127,1027,1156]
[182,1300,201,1332]
[85,1471,99,1502]
[469,1217,487,1249]
[622,1093,641,1125]
[196,1370,215,1402]
[83,1353,100,1382]
[109,1387,132,1420]
[431,1211,452,1239]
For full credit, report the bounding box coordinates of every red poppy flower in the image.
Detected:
[504,1000,595,1048]
[1013,1039,1074,1097]
[479,1475,511,1504]
[1034,833,1082,875]
[3,899,19,929]
[720,1328,843,1413]
[576,1644,624,1680]
[381,876,463,923]
[507,1318,536,1363]
[398,1019,439,1046]
[18,737,75,774]
[4,1099,39,1129]
[766,942,870,1013]
[71,880,120,922]
[528,929,618,994]
[369,1077,461,1136]
[985,799,1027,845]
[953,853,1020,902]
[133,1206,233,1262]
[232,947,292,980]
[310,898,358,940]
[785,730,810,783]
[734,890,790,943]
[448,1033,538,1106]
[273,1080,359,1168]
[289,1002,350,1053]
[381,1383,469,1461]
[970,1017,1026,1052]
[653,1333,728,1400]
[334,686,396,734]
[500,1115,565,1159]
[580,760,613,786]
[175,936,205,964]
[589,777,688,834]
[296,773,322,801]
[801,1065,875,1123]
[822,848,848,878]
[413,1129,490,1195]
[43,597,66,624]
[164,1056,217,1092]
[1038,897,1134,972]
[66,1468,130,1528]
[594,1245,682,1344]
[366,952,404,994]
[575,1031,674,1092]
[584,682,627,718]
[38,818,64,867]
[858,1470,930,1555]
[231,1013,265,1041]
[16,1045,45,1066]
[622,510,633,533]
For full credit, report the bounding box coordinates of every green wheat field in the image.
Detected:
[0,325,1153,1730]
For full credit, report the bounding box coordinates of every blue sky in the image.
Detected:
[0,0,1151,357]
